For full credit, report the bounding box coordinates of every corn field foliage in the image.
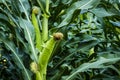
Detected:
[0,0,120,80]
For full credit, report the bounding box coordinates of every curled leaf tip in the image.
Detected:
[32,6,40,15]
[53,32,64,40]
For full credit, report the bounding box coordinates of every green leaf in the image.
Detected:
[19,18,38,62]
[18,0,31,21]
[90,8,120,17]
[0,33,31,80]
[0,13,8,21]
[66,57,120,80]
[110,21,120,27]
[36,0,46,13]
[58,0,101,28]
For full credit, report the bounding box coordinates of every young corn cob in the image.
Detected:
[38,32,63,80]
[32,6,42,51]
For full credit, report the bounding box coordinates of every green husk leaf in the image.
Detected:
[38,36,56,79]
[32,9,42,51]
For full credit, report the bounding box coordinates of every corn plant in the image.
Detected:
[0,0,63,80]
[0,0,120,80]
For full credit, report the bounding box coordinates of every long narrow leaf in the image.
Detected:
[66,57,120,80]
[18,0,30,22]
[0,34,31,80]
[58,0,101,28]
[19,18,38,62]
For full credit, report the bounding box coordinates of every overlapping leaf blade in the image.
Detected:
[58,0,101,28]
[19,18,38,62]
[65,57,120,80]
[0,33,31,80]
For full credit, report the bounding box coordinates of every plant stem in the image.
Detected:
[46,0,49,14]
[42,0,50,42]
[36,0,45,13]
[36,71,42,80]
[42,14,49,42]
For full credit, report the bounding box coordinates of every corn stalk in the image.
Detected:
[31,0,63,80]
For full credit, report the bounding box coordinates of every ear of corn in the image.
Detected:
[38,36,56,80]
[32,6,42,51]
[38,32,63,80]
